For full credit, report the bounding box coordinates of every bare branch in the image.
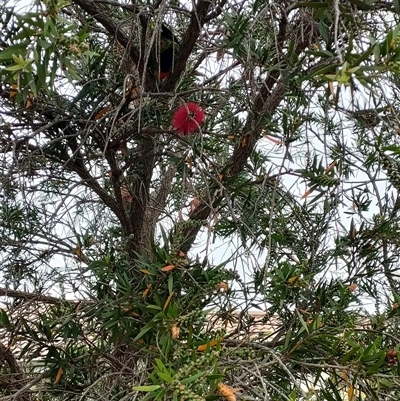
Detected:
[162,0,213,91]
[0,287,90,305]
[0,342,31,401]
[71,0,155,87]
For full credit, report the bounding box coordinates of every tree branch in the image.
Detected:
[204,0,229,22]
[141,165,177,253]
[127,138,156,253]
[65,157,133,236]
[162,0,213,91]
[0,287,87,305]
[71,0,155,88]
[178,9,318,254]
[0,342,31,401]
[23,137,133,237]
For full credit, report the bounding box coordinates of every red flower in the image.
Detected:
[172,102,205,135]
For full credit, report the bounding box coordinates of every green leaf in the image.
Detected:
[154,389,166,400]
[395,0,400,14]
[146,305,162,311]
[30,78,37,97]
[318,21,329,43]
[133,317,161,342]
[102,319,119,330]
[38,39,52,49]
[296,310,309,334]
[133,385,161,392]
[348,0,374,10]
[157,372,173,383]
[159,224,169,248]
[297,2,329,7]
[155,358,167,371]
[0,44,28,61]
[306,50,335,58]
[5,64,23,71]
[354,44,376,66]
[11,54,24,64]
[327,378,344,400]
[181,370,207,384]
[168,274,174,294]
[382,145,400,154]
[378,378,395,388]
[207,374,225,380]
[304,63,340,81]
[341,346,361,364]
[365,354,386,374]
[284,327,292,349]
[0,309,11,327]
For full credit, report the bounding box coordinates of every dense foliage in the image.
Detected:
[1,0,400,400]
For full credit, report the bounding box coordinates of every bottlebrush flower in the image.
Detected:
[172,102,205,135]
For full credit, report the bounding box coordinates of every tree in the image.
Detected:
[1,0,400,399]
